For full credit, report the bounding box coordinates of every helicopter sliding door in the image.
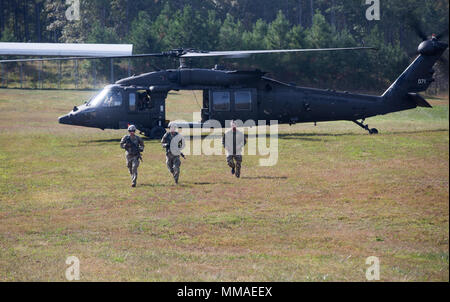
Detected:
[124,89,166,130]
[208,88,257,127]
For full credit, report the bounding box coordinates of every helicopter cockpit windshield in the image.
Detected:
[87,86,123,108]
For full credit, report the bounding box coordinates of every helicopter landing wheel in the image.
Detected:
[353,120,379,135]
[150,126,166,139]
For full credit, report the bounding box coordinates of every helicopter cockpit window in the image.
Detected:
[87,88,109,107]
[234,91,252,111]
[102,90,123,107]
[212,91,230,111]
[87,87,122,108]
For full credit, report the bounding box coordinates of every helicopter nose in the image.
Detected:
[58,114,72,125]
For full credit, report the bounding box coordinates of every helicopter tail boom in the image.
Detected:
[382,39,447,100]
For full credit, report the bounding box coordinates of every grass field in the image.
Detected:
[0,88,448,281]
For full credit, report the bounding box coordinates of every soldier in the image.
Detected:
[222,120,247,178]
[161,124,185,184]
[120,125,145,187]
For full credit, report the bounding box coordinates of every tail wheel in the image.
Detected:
[150,126,166,139]
[369,128,379,135]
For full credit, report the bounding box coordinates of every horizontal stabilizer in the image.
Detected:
[408,93,432,108]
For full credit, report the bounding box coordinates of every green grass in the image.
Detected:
[0,88,448,281]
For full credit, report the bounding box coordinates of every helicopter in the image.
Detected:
[0,30,447,139]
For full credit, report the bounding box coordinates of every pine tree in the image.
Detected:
[218,14,243,50]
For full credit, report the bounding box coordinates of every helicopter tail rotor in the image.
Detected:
[404,10,448,78]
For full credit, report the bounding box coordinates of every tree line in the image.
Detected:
[0,0,448,93]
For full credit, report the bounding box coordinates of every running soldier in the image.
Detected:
[161,124,185,184]
[120,125,144,187]
[222,120,247,178]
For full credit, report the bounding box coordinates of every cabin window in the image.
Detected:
[136,90,154,111]
[102,90,123,107]
[212,91,230,111]
[234,91,252,111]
[129,93,136,111]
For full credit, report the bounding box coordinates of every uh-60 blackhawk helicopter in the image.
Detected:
[0,27,447,139]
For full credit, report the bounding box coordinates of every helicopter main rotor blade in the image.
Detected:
[406,12,428,41]
[180,47,376,58]
[0,47,376,63]
[436,28,449,40]
[0,53,166,63]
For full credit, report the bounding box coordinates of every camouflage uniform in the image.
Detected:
[161,131,185,184]
[120,134,144,186]
[222,128,247,178]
